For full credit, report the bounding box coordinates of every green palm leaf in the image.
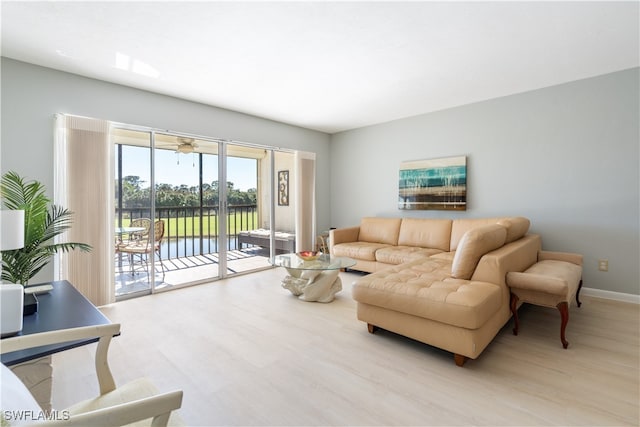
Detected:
[1,171,91,285]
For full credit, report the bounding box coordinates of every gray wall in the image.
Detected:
[1,58,331,281]
[3,58,638,295]
[330,68,639,296]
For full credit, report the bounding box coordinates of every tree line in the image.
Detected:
[117,176,257,208]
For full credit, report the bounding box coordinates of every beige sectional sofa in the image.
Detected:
[330,217,540,366]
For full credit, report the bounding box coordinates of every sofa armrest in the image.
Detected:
[471,234,542,287]
[329,227,360,253]
[506,272,567,296]
[538,250,583,266]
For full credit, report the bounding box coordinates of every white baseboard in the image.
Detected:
[582,287,640,304]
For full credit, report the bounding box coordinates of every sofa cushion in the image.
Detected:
[358,217,402,245]
[497,217,530,243]
[451,224,507,280]
[375,246,444,265]
[397,218,453,251]
[429,251,456,262]
[352,258,502,329]
[450,218,503,251]
[332,242,391,261]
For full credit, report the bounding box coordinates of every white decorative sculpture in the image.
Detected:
[281,269,343,303]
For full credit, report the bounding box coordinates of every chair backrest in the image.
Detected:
[129,217,151,238]
[1,323,183,426]
[153,220,165,243]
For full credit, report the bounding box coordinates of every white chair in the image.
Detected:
[0,324,183,426]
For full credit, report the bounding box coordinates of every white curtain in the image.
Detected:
[54,114,115,306]
[294,151,316,252]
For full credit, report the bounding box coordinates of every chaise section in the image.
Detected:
[353,258,502,330]
[349,220,541,366]
[356,300,511,366]
[330,215,546,365]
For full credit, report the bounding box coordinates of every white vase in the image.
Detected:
[1,284,24,337]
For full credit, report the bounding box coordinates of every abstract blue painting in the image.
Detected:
[398,156,467,210]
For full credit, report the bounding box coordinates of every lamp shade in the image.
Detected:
[1,210,25,250]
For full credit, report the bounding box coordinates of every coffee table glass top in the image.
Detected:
[272,253,356,271]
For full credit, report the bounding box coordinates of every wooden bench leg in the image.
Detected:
[510,293,520,335]
[367,324,378,334]
[557,301,570,349]
[576,279,583,307]
[454,354,467,367]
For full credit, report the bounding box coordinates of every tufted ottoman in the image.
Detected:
[506,251,583,349]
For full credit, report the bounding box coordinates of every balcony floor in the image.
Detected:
[115,248,272,297]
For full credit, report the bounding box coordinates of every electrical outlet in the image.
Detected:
[598,259,609,272]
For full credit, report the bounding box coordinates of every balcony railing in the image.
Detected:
[116,205,258,260]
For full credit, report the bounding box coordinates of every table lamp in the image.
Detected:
[1,209,26,337]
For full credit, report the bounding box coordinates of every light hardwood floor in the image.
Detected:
[52,269,639,426]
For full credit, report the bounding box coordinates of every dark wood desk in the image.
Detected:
[1,280,113,410]
[1,280,114,366]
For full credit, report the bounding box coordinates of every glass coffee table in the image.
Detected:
[271,253,356,303]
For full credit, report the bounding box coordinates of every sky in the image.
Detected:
[120,145,258,191]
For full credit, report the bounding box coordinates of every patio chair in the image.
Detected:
[118,219,166,281]
[116,217,152,249]
[0,323,183,426]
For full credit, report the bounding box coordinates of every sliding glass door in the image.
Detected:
[224,144,280,276]
[112,128,302,298]
[114,130,153,297]
[153,134,221,287]
[56,115,315,302]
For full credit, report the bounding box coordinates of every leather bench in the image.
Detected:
[506,251,583,348]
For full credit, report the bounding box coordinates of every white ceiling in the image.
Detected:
[1,1,638,134]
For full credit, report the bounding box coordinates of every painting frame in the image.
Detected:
[398,156,467,211]
[278,170,289,206]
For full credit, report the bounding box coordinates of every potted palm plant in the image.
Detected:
[1,171,91,289]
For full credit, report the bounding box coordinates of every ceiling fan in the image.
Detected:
[175,137,198,154]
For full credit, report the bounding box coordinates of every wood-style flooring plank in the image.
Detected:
[51,269,639,426]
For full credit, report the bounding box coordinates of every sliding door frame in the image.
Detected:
[112,122,295,295]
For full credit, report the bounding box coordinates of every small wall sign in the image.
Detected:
[278,170,289,206]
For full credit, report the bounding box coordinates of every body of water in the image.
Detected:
[160,236,242,259]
